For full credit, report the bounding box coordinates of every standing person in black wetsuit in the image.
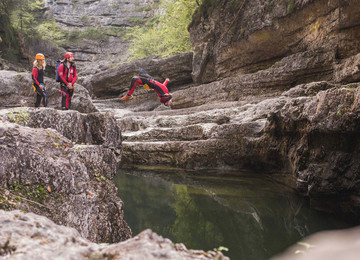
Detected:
[31,53,48,108]
[58,52,77,110]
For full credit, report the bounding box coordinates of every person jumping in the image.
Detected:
[121,72,172,108]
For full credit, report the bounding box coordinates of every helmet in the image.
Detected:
[65,52,74,59]
[160,95,172,105]
[35,53,45,60]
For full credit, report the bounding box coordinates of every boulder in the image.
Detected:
[0,108,131,243]
[83,52,193,98]
[0,210,228,260]
[263,83,360,216]
[271,226,360,260]
[0,70,97,113]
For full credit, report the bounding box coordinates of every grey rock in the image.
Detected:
[83,52,193,98]
[271,226,360,260]
[109,81,360,217]
[0,70,97,113]
[0,210,228,260]
[44,0,159,72]
[0,109,130,243]
[188,0,360,84]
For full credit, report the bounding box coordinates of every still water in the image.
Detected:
[114,168,354,260]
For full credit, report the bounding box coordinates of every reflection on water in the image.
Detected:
[114,169,354,260]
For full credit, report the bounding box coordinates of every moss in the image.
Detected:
[124,17,146,26]
[286,0,295,13]
[191,0,219,27]
[135,5,152,12]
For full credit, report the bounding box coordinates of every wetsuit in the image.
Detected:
[127,76,171,104]
[58,62,77,110]
[32,67,48,107]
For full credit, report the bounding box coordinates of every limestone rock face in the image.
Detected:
[44,0,159,72]
[83,52,193,98]
[0,70,97,113]
[45,0,149,29]
[264,83,360,215]
[0,108,131,243]
[0,210,228,260]
[113,81,360,217]
[188,0,360,84]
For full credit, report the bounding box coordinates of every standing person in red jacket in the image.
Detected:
[121,75,172,108]
[31,53,48,107]
[58,52,77,110]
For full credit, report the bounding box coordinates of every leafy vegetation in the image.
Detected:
[7,109,30,126]
[127,0,200,59]
[0,0,203,60]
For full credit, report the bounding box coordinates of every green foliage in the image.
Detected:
[124,17,146,26]
[127,0,198,59]
[135,5,153,12]
[7,109,30,126]
[9,0,45,35]
[36,19,67,45]
[0,0,45,60]
[286,0,295,13]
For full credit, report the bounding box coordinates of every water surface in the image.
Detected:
[114,168,354,260]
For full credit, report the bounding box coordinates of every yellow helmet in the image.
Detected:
[35,53,45,60]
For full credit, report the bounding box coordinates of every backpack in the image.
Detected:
[55,59,63,82]
[56,60,76,83]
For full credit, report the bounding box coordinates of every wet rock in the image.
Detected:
[0,109,130,243]
[0,210,228,260]
[263,83,360,216]
[113,81,360,216]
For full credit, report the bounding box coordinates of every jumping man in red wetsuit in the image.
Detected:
[58,52,77,110]
[121,73,173,108]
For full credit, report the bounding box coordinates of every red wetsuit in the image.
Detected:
[127,76,171,104]
[58,62,77,109]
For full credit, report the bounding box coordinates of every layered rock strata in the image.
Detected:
[83,52,194,98]
[113,81,360,217]
[188,0,360,84]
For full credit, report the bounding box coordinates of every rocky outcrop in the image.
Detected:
[0,70,97,113]
[44,0,160,72]
[271,226,360,260]
[45,0,151,29]
[111,80,360,217]
[83,52,193,98]
[264,82,360,216]
[0,108,131,243]
[0,210,228,260]
[188,0,360,84]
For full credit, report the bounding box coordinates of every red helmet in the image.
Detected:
[65,52,74,59]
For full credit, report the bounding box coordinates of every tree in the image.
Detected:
[128,0,199,59]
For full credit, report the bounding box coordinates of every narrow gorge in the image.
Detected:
[1,0,360,259]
